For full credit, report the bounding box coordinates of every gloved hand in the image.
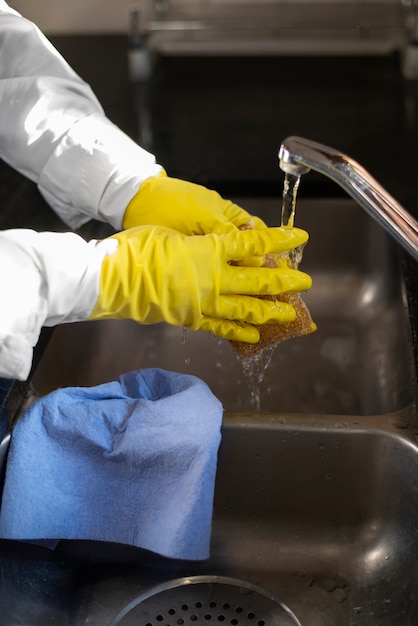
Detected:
[122,173,267,235]
[89,224,312,343]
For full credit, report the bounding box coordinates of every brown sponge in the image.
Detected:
[230,224,314,359]
[230,291,313,359]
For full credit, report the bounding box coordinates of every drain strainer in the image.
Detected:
[109,575,302,626]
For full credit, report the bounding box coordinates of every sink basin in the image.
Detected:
[32,198,415,415]
[206,410,418,626]
[1,411,417,625]
[0,197,416,625]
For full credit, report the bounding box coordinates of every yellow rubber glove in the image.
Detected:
[122,173,267,235]
[89,225,312,343]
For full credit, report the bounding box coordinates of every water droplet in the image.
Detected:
[181,326,187,346]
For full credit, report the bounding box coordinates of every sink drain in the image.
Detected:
[109,575,302,626]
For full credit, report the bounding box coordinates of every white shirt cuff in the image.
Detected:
[0,229,117,380]
[38,113,163,230]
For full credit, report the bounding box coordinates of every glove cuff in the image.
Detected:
[122,170,167,230]
[40,234,118,325]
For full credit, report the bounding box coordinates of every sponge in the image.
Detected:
[230,291,314,359]
[229,223,314,358]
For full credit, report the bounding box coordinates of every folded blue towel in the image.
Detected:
[0,368,223,560]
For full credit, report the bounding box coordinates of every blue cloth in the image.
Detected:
[0,368,223,560]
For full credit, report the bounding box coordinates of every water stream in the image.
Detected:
[238,172,302,411]
[281,172,301,228]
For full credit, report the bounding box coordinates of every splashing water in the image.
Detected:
[240,346,276,411]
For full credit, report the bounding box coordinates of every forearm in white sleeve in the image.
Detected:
[0,229,116,380]
[0,1,162,230]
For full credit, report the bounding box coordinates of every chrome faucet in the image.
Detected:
[278,136,418,262]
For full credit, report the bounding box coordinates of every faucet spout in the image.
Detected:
[278,136,418,262]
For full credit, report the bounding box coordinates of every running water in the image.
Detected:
[281,172,301,228]
[281,172,302,269]
[240,346,276,411]
[239,172,302,411]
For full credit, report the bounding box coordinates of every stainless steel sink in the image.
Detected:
[1,410,417,625]
[0,197,416,625]
[206,410,418,626]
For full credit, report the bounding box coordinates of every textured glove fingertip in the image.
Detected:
[195,317,260,343]
[229,323,260,343]
[288,226,309,247]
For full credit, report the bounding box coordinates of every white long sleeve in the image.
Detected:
[0,1,162,230]
[0,229,117,380]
